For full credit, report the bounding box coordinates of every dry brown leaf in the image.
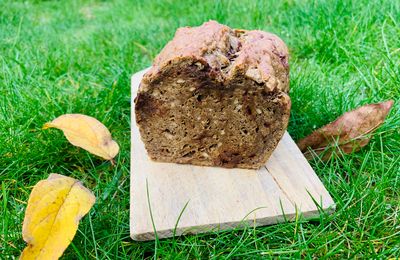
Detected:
[21,174,95,259]
[297,100,394,160]
[43,114,119,161]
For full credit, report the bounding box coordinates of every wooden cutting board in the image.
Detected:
[130,68,335,241]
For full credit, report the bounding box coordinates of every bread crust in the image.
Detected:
[135,21,290,169]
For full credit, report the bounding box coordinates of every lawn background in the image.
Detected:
[1,0,399,258]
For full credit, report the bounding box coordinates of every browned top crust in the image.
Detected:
[143,20,289,93]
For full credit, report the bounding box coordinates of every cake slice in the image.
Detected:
[134,21,291,169]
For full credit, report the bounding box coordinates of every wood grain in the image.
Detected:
[130,68,335,241]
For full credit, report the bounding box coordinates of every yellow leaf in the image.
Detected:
[21,174,95,260]
[43,114,119,160]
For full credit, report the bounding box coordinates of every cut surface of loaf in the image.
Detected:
[135,21,291,169]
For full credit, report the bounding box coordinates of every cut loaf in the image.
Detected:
[134,21,291,169]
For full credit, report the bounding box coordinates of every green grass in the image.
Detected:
[1,0,399,258]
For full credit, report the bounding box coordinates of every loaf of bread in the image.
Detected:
[134,21,290,169]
